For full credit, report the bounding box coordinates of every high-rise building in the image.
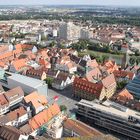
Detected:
[59,22,80,40]
[80,28,93,39]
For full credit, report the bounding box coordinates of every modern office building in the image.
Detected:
[0,72,48,96]
[7,74,48,96]
[126,74,140,99]
[59,22,80,40]
[76,99,140,140]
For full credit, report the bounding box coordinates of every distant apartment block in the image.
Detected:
[59,22,80,40]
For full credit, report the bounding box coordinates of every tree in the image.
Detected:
[135,51,140,56]
[129,57,136,66]
[44,77,54,88]
[60,105,67,112]
[102,55,109,63]
[136,57,140,65]
[117,81,127,90]
[49,41,56,47]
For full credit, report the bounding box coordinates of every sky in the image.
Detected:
[0,0,140,6]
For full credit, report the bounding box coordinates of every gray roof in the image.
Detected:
[8,74,46,88]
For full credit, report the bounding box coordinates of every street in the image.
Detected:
[47,86,78,114]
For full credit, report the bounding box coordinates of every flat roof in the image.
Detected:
[78,99,140,121]
[8,74,46,88]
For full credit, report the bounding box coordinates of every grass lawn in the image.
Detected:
[88,50,123,58]
[79,50,124,64]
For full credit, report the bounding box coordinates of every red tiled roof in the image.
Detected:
[0,62,5,68]
[11,59,27,71]
[73,77,103,98]
[16,44,33,50]
[0,125,22,140]
[24,91,47,109]
[103,60,119,73]
[6,107,27,122]
[87,59,99,68]
[4,86,24,103]
[0,94,9,108]
[29,103,60,131]
[113,70,135,80]
[26,67,48,79]
[101,74,116,89]
[86,68,102,82]
[64,119,102,137]
[116,89,134,101]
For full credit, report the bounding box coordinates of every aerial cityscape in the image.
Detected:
[0,0,140,140]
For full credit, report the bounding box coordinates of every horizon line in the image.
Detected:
[0,4,140,7]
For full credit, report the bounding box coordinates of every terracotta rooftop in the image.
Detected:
[103,60,119,73]
[0,94,9,109]
[29,103,60,131]
[4,86,24,103]
[101,74,116,89]
[0,125,23,140]
[116,89,133,100]
[26,67,48,79]
[113,70,135,80]
[63,119,102,137]
[86,67,102,82]
[0,106,27,124]
[24,91,47,109]
[73,77,103,98]
[11,59,27,71]
[87,59,99,68]
[19,124,32,134]
[111,89,134,103]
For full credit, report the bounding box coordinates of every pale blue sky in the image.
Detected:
[0,0,140,6]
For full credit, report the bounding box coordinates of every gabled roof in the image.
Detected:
[0,94,9,109]
[87,59,99,68]
[63,119,102,137]
[113,70,135,80]
[4,86,24,103]
[0,107,27,124]
[73,77,103,98]
[29,103,60,131]
[0,125,23,140]
[69,54,81,64]
[11,59,27,71]
[112,89,134,102]
[86,67,102,82]
[56,72,69,81]
[79,59,87,67]
[47,69,59,77]
[0,62,6,68]
[19,124,32,134]
[101,74,116,89]
[26,67,48,79]
[103,60,119,73]
[24,91,47,109]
